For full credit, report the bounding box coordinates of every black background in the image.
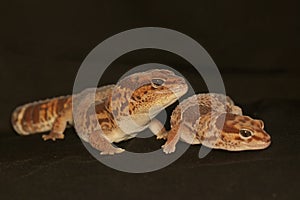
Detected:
[0,0,299,199]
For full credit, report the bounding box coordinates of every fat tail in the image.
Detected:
[11,96,72,135]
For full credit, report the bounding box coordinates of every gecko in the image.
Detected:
[162,93,271,153]
[11,69,188,155]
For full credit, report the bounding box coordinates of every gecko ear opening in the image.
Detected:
[257,120,264,129]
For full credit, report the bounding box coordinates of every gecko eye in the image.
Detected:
[151,78,165,88]
[239,129,253,138]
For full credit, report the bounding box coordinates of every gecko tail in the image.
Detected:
[11,106,28,135]
[11,96,71,135]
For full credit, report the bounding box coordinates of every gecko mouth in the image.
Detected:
[240,140,271,150]
[251,141,271,149]
[155,85,188,100]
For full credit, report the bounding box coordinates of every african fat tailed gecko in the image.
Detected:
[11,69,188,155]
[162,93,271,153]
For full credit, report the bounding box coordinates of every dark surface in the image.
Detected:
[1,0,300,200]
[1,99,300,200]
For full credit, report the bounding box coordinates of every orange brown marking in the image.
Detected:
[55,98,68,114]
[32,104,41,124]
[215,113,239,133]
[21,104,34,133]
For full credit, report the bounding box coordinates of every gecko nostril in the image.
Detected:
[263,135,271,143]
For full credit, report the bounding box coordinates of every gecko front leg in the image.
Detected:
[89,130,125,155]
[162,124,181,154]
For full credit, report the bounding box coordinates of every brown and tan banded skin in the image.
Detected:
[11,96,73,138]
[11,69,188,155]
[162,93,271,154]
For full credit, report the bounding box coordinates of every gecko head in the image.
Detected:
[213,113,271,151]
[113,69,188,119]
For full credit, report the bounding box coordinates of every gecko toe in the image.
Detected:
[42,132,64,141]
[156,133,168,140]
[162,144,176,154]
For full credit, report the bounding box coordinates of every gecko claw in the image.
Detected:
[156,132,168,140]
[162,144,176,154]
[42,132,64,141]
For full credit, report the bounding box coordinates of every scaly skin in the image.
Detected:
[11,69,188,155]
[162,93,271,153]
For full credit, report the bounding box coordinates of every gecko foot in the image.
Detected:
[156,130,168,140]
[42,132,64,141]
[162,144,176,154]
[100,147,125,155]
